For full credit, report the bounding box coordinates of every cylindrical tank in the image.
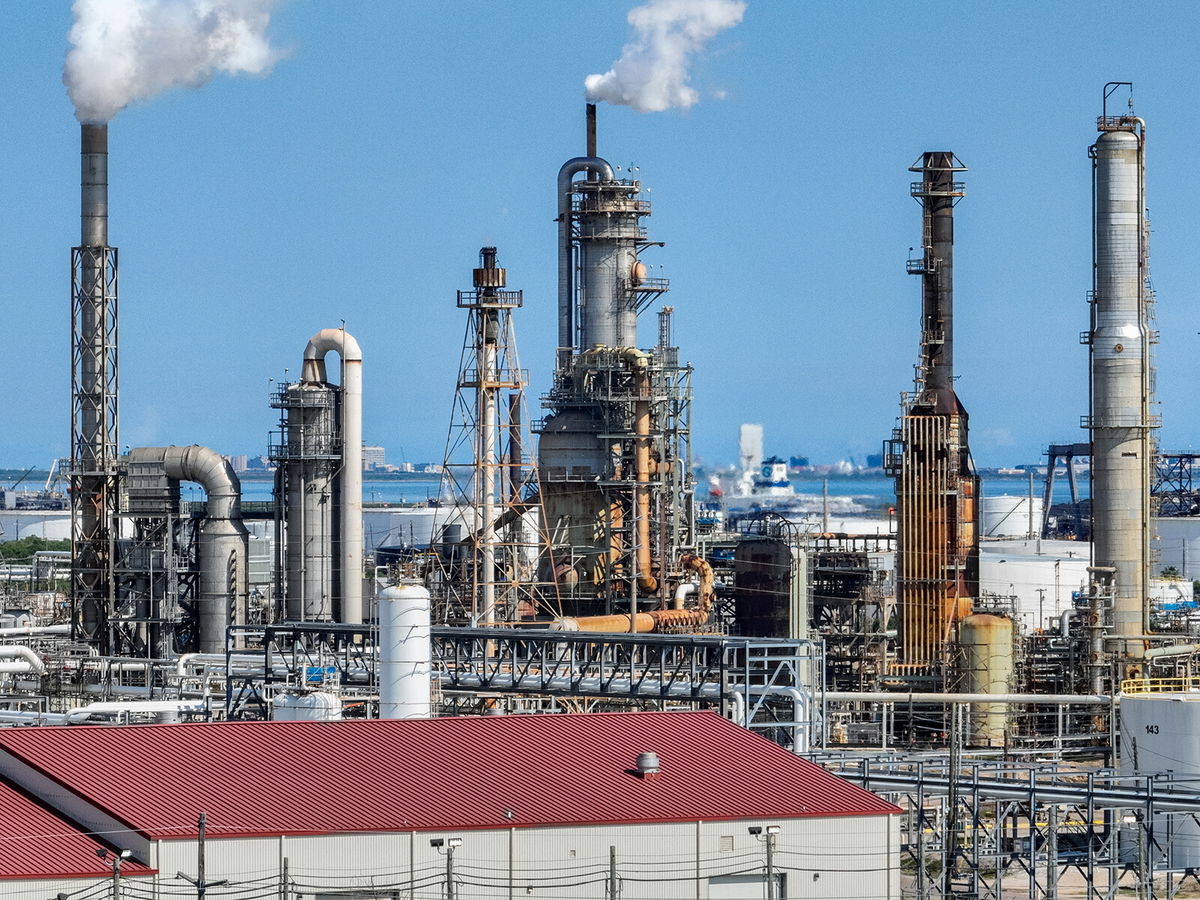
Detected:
[577,181,644,349]
[273,691,343,722]
[1120,690,1200,867]
[959,613,1013,747]
[378,584,431,719]
[980,495,1044,538]
[1091,126,1152,657]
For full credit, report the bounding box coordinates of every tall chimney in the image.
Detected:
[72,122,120,649]
[586,103,597,159]
[81,124,108,246]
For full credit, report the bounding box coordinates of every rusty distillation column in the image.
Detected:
[889,152,980,676]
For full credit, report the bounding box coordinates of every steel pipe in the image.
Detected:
[127,445,249,652]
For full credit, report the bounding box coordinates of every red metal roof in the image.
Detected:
[0,779,154,880]
[0,710,897,840]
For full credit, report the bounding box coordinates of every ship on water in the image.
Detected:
[707,425,869,521]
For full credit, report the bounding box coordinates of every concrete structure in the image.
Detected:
[0,711,899,899]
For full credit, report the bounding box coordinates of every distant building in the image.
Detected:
[363,444,386,470]
[788,455,809,469]
[226,454,249,473]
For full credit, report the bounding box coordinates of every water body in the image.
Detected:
[222,472,1085,510]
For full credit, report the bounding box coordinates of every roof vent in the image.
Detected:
[635,751,661,779]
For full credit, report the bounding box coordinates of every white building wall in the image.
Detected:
[150,815,898,899]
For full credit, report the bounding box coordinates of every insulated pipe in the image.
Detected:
[824,691,1110,704]
[557,157,615,350]
[1060,608,1077,638]
[127,446,249,653]
[1143,643,1200,661]
[672,583,696,610]
[0,624,71,638]
[64,699,205,725]
[303,329,364,625]
[553,612,657,633]
[679,554,715,616]
[0,646,45,675]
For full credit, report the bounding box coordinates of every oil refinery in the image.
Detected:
[4,3,1200,896]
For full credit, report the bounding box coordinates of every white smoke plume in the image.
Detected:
[585,0,746,113]
[64,0,283,123]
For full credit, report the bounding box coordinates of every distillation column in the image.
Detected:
[1087,102,1155,663]
[71,123,121,649]
[538,104,692,617]
[273,330,363,624]
[889,152,980,674]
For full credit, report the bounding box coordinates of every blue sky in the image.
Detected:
[3,1,1199,470]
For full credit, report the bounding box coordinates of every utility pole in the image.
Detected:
[608,845,618,900]
[177,812,228,899]
[765,831,777,900]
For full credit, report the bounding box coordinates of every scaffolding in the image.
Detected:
[537,337,694,616]
[815,751,1200,900]
[70,244,122,653]
[431,248,554,625]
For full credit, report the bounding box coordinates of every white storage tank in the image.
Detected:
[980,495,1042,538]
[1119,687,1200,867]
[273,691,343,722]
[378,583,432,719]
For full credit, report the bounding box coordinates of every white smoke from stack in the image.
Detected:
[64,0,283,124]
[584,0,746,113]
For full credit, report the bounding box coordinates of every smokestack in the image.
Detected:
[916,151,956,399]
[81,124,107,247]
[586,103,597,159]
[891,151,979,674]
[72,122,119,649]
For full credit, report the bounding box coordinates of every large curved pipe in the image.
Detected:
[128,445,249,652]
[303,328,364,625]
[0,646,45,675]
[557,157,615,350]
[560,554,715,633]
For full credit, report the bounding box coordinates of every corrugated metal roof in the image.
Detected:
[0,780,155,879]
[0,710,898,840]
